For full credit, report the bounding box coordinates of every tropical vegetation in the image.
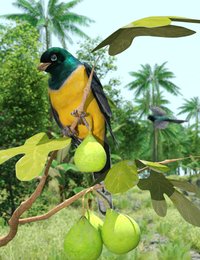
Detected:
[1,0,93,49]
[0,2,200,258]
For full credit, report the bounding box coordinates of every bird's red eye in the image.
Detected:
[51,54,57,61]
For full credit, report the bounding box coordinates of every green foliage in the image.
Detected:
[127,63,181,116]
[1,0,93,49]
[49,158,87,203]
[136,159,169,173]
[93,16,200,55]
[1,189,200,259]
[76,37,117,80]
[0,132,71,181]
[105,160,138,194]
[158,241,191,260]
[0,22,50,219]
[0,23,50,144]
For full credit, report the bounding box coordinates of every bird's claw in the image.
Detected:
[62,126,77,137]
[71,110,89,128]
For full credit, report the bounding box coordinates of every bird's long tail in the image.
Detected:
[167,119,187,124]
[93,139,113,215]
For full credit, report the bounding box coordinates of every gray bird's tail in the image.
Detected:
[167,119,187,124]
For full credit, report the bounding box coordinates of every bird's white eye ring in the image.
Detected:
[51,54,57,61]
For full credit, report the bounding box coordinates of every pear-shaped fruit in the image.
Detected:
[64,217,103,260]
[102,209,140,254]
[85,210,103,231]
[74,133,107,172]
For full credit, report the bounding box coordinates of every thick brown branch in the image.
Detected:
[19,184,103,224]
[0,151,57,247]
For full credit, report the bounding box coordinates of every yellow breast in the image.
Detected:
[49,65,105,142]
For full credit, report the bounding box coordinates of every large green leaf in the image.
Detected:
[169,190,200,226]
[136,159,169,173]
[169,179,200,196]
[92,16,200,55]
[104,160,138,194]
[0,132,71,181]
[138,172,200,226]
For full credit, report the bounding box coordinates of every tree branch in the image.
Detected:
[19,184,103,224]
[0,151,57,247]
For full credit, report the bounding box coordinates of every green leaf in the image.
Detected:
[56,145,71,163]
[151,199,167,217]
[73,186,85,194]
[92,16,200,55]
[138,172,174,201]
[104,160,138,194]
[168,179,200,196]
[0,132,71,181]
[138,172,200,226]
[169,190,200,226]
[0,147,24,165]
[16,150,47,181]
[136,159,169,173]
[57,163,79,172]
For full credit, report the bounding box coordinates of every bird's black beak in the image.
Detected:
[37,62,51,71]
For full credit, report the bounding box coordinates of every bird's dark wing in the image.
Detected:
[50,100,63,129]
[150,106,166,116]
[84,62,115,141]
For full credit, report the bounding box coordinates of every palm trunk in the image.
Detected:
[153,125,158,162]
[44,24,50,50]
[151,79,159,161]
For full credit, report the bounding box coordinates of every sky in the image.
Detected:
[0,0,200,115]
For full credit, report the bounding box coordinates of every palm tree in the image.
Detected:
[178,97,200,138]
[1,0,93,49]
[127,62,181,117]
[127,62,181,161]
[178,97,200,173]
[178,97,200,125]
[134,91,171,119]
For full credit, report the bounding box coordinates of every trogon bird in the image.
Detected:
[38,47,114,214]
[148,106,186,129]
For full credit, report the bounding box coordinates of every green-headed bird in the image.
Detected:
[148,106,187,129]
[38,47,114,214]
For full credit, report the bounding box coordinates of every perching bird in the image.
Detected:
[148,106,186,129]
[38,47,113,214]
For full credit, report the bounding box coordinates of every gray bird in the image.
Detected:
[148,106,187,129]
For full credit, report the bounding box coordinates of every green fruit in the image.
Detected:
[64,217,103,260]
[85,210,103,231]
[74,133,107,172]
[102,209,140,254]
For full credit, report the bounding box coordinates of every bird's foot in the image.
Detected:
[62,126,77,137]
[71,110,89,128]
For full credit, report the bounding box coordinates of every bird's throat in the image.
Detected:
[48,59,81,90]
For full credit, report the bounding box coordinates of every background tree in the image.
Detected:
[178,97,200,173]
[127,63,182,161]
[0,23,50,220]
[178,97,200,136]
[1,0,93,49]
[127,62,181,116]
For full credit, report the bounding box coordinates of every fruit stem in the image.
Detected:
[81,186,95,216]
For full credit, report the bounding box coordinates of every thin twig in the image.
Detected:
[0,151,57,247]
[70,67,95,133]
[159,155,200,165]
[70,54,102,133]
[19,184,103,224]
